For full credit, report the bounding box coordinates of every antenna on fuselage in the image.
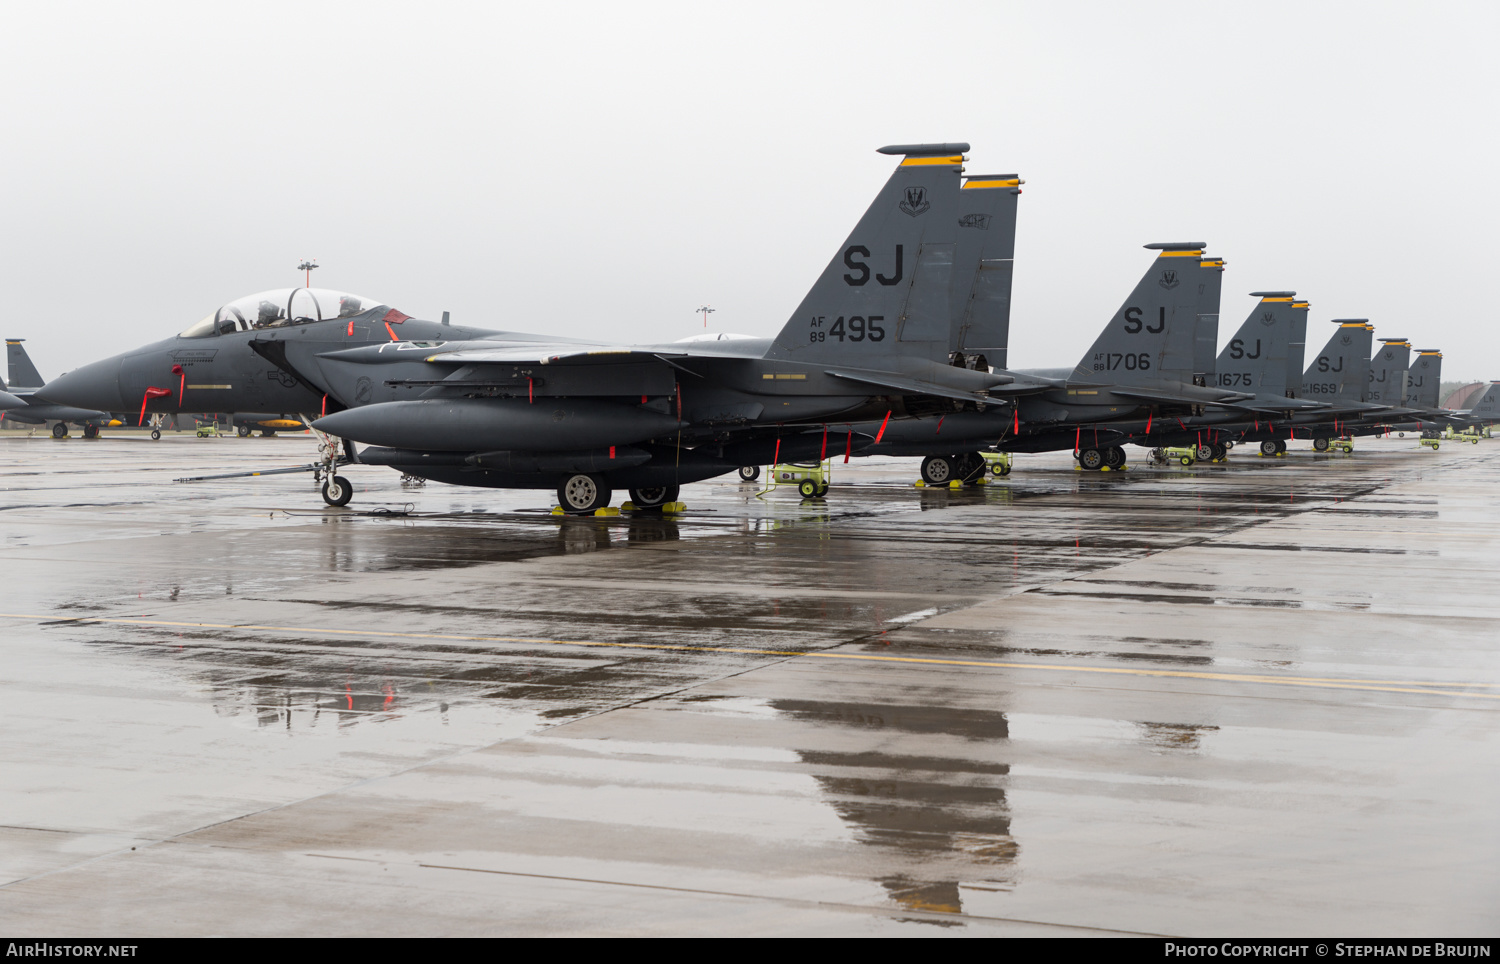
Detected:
[297,259,319,287]
[696,305,715,329]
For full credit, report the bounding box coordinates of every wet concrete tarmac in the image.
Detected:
[1,427,1496,935]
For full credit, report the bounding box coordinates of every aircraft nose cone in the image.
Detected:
[35,356,126,413]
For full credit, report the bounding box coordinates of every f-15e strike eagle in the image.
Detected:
[39,143,1069,510]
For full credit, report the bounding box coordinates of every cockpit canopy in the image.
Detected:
[179,288,385,338]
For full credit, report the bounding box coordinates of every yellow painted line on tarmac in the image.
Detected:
[3,612,1498,701]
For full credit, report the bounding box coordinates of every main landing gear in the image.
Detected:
[920,452,987,484]
[737,465,760,482]
[1075,446,1126,471]
[628,485,680,509]
[1259,439,1287,457]
[51,422,68,439]
[557,473,611,514]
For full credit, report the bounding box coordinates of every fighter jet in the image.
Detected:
[2,339,120,438]
[858,244,1254,478]
[43,143,1055,510]
[1452,381,1500,429]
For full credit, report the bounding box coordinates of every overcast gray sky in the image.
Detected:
[3,1,1496,382]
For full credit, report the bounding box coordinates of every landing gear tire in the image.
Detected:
[321,475,354,507]
[737,465,760,482]
[1078,447,1105,471]
[82,424,98,439]
[1103,445,1126,469]
[558,473,611,514]
[51,422,68,439]
[1312,437,1330,452]
[150,429,161,441]
[237,424,252,438]
[1274,439,1287,454]
[920,455,955,484]
[628,485,679,508]
[798,479,819,498]
[261,430,277,438]
[1260,440,1279,457]
[1194,443,1214,462]
[1211,442,1227,461]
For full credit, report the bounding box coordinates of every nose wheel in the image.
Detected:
[321,475,354,507]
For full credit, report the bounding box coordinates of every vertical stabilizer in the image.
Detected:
[1406,350,1443,409]
[1303,320,1371,404]
[768,144,968,363]
[1286,300,1309,396]
[1193,256,1225,383]
[1215,292,1298,397]
[1070,243,1209,389]
[1467,382,1500,422]
[949,173,1022,369]
[6,339,45,391]
[1367,338,1411,406]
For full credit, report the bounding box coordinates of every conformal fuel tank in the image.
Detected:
[312,397,686,452]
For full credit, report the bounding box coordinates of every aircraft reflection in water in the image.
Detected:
[772,698,1017,920]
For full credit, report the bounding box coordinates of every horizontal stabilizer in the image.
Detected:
[1110,386,1255,406]
[821,363,1048,404]
[1230,396,1331,414]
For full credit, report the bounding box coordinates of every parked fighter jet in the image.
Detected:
[1454,382,1500,428]
[43,144,1059,510]
[2,339,119,437]
[306,145,1064,509]
[860,243,1253,478]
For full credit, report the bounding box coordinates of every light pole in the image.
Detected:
[298,259,318,287]
[696,305,715,328]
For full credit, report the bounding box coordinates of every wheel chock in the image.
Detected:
[593,507,620,517]
[913,480,925,487]
[663,501,686,514]
[977,477,989,485]
[949,480,963,489]
[550,506,565,515]
[621,501,637,511]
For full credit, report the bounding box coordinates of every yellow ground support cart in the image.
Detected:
[1420,438,1441,450]
[768,461,830,498]
[1154,446,1197,466]
[982,452,1012,477]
